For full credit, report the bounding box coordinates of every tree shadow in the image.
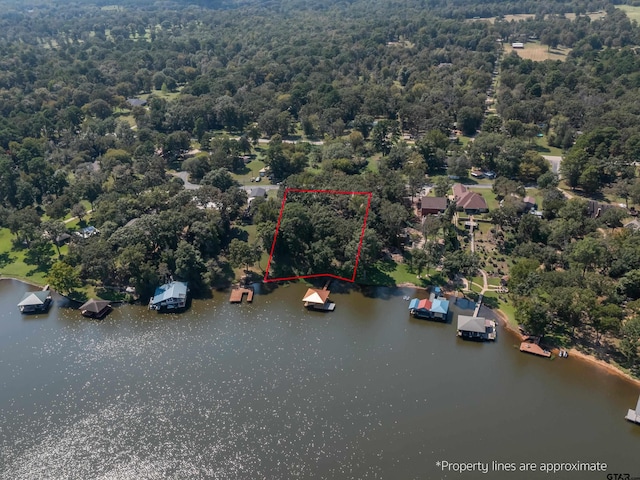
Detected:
[0,252,14,268]
[235,164,252,176]
[375,257,397,273]
[359,264,395,289]
[427,271,447,286]
[532,144,551,154]
[26,265,51,277]
[459,178,479,185]
[96,288,128,302]
[11,238,27,251]
[231,227,249,242]
[67,290,89,303]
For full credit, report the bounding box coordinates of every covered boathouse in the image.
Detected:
[18,290,52,314]
[625,395,640,425]
[457,315,497,341]
[79,299,112,319]
[149,281,188,311]
[408,288,450,320]
[302,288,335,311]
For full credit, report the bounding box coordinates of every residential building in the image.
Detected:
[420,196,448,216]
[149,281,188,311]
[457,315,497,341]
[452,184,488,214]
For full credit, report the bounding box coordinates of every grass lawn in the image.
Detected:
[242,224,258,244]
[0,228,50,284]
[458,136,472,148]
[363,257,446,287]
[533,135,563,156]
[232,159,266,186]
[366,154,381,173]
[503,41,571,62]
[140,87,183,102]
[476,221,493,235]
[498,299,517,329]
[525,188,543,208]
[618,5,640,22]
[469,187,499,210]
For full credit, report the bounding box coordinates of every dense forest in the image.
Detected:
[0,0,639,373]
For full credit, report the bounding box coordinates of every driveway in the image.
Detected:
[171,171,200,190]
[542,155,563,175]
[171,172,279,192]
[241,185,280,193]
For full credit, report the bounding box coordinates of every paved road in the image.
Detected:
[171,171,280,193]
[542,155,563,175]
[64,209,93,224]
[242,184,280,193]
[256,138,324,146]
[171,171,200,190]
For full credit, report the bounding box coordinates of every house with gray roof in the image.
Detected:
[457,315,497,341]
[18,290,52,314]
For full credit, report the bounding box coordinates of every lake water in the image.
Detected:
[0,279,638,479]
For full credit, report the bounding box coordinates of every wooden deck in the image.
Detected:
[229,287,254,303]
[520,341,552,358]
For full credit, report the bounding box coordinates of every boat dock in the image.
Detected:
[302,286,335,311]
[520,341,551,358]
[229,287,254,303]
[625,395,640,424]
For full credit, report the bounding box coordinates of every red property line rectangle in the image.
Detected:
[263,187,373,283]
[285,188,373,196]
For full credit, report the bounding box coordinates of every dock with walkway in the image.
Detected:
[473,294,483,317]
[229,287,254,303]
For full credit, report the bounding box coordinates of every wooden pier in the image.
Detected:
[229,287,254,303]
[520,341,551,358]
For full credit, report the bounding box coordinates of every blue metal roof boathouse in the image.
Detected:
[149,281,189,311]
[408,287,450,321]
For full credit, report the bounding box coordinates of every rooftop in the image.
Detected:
[457,315,487,333]
[79,298,111,314]
[420,196,448,211]
[457,191,488,211]
[248,187,267,198]
[303,288,330,305]
[18,290,51,307]
[126,98,147,107]
[150,281,188,305]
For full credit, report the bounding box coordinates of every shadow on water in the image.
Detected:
[358,285,411,300]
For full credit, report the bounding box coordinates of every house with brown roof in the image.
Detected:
[420,197,448,216]
[452,184,488,214]
[523,196,537,209]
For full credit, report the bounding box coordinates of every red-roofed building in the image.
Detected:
[420,197,448,216]
[452,184,488,214]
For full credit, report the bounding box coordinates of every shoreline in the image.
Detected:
[0,275,46,289]
[495,308,640,387]
[4,275,639,386]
